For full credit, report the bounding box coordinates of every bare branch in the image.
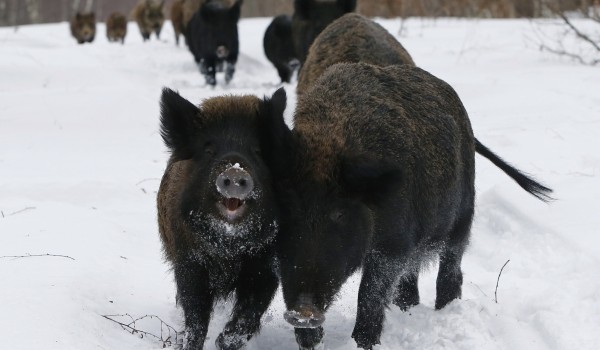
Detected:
[101,314,180,347]
[494,259,510,304]
[0,253,75,261]
[557,12,600,52]
[540,43,600,65]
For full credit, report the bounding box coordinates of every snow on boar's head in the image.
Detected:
[157,88,286,261]
[70,12,96,44]
[292,0,356,66]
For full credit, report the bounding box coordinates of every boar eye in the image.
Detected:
[329,210,344,222]
[204,141,216,156]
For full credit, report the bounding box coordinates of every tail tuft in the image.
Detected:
[475,139,554,202]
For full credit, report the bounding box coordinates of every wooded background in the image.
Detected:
[0,0,594,27]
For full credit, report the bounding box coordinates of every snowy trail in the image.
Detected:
[1,18,599,350]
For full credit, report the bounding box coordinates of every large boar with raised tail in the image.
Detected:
[265,63,552,350]
[157,88,285,350]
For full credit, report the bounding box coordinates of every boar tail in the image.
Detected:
[475,138,554,202]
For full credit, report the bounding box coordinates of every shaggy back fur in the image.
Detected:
[297,13,415,95]
[292,0,356,66]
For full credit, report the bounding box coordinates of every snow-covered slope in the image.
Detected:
[1,18,599,350]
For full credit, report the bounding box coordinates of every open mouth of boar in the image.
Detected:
[217,197,247,222]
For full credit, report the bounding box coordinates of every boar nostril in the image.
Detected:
[216,166,254,199]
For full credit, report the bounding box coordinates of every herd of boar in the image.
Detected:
[69,0,359,87]
[149,1,557,350]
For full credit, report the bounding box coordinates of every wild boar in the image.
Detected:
[297,13,415,95]
[264,15,300,84]
[106,12,127,44]
[186,0,242,86]
[265,63,552,349]
[292,0,356,68]
[132,0,165,41]
[157,88,284,350]
[70,12,96,44]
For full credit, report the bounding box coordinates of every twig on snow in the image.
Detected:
[494,259,510,304]
[0,253,75,261]
[101,313,180,347]
[136,178,160,186]
[8,206,36,216]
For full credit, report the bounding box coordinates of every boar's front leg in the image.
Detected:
[224,59,236,84]
[352,252,401,350]
[174,260,214,350]
[200,57,217,86]
[216,254,278,350]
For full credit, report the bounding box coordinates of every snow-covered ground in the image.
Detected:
[1,17,599,350]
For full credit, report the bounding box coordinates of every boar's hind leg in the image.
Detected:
[295,327,324,350]
[174,261,214,350]
[393,271,419,311]
[216,256,278,350]
[352,252,402,350]
[435,209,473,310]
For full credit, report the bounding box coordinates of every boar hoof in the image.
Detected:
[351,326,380,350]
[215,332,246,350]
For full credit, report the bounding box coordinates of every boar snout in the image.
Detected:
[284,294,325,329]
[216,45,229,59]
[216,165,254,201]
[289,59,300,70]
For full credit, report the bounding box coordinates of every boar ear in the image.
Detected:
[294,0,311,19]
[337,0,357,13]
[341,154,402,205]
[160,88,201,160]
[229,0,243,21]
[260,88,295,173]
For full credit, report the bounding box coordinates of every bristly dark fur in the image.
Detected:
[269,62,552,350]
[292,0,356,67]
[157,87,284,350]
[297,13,415,95]
[186,0,242,86]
